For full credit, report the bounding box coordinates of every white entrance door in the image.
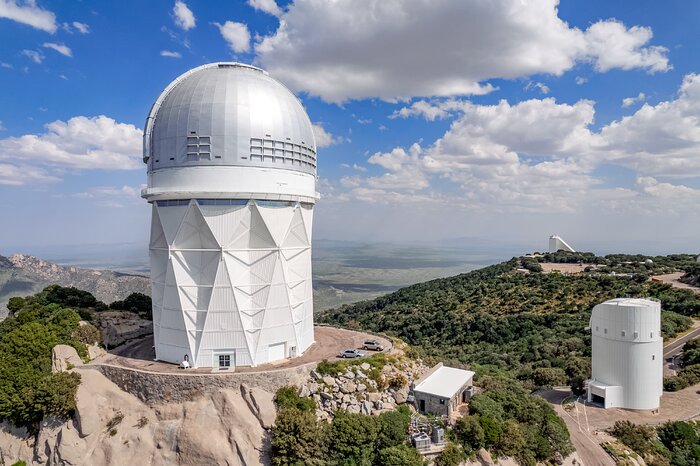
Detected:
[268,342,286,362]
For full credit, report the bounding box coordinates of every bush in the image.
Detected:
[271,408,326,466]
[611,420,657,456]
[453,415,484,453]
[7,297,26,316]
[434,442,466,466]
[37,285,98,309]
[375,444,425,466]
[110,293,152,320]
[73,323,102,345]
[274,386,315,412]
[532,367,567,388]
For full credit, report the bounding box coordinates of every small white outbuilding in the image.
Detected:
[587,298,662,410]
[413,363,475,417]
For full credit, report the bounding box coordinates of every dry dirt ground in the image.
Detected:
[652,272,700,294]
[540,263,593,274]
[93,325,392,374]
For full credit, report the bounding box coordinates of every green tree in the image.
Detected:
[6,297,26,316]
[376,406,411,450]
[453,415,484,453]
[498,420,526,457]
[532,367,567,387]
[270,408,326,466]
[434,442,466,466]
[329,410,380,465]
[479,416,501,448]
[375,444,424,466]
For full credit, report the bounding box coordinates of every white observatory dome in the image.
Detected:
[142,63,317,369]
[143,62,317,202]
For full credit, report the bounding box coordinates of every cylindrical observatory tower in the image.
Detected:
[142,63,317,369]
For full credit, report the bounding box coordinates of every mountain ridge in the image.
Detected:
[0,253,150,317]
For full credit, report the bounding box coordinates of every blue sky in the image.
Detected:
[1,0,699,255]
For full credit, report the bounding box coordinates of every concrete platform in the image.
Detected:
[92,325,393,374]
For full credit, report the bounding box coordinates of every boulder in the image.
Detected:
[375,400,383,410]
[346,404,360,414]
[310,370,321,380]
[51,344,83,373]
[87,343,106,361]
[366,392,382,403]
[320,392,333,401]
[361,401,372,415]
[308,382,319,394]
[360,363,371,371]
[343,371,355,379]
[356,383,367,392]
[339,381,357,394]
[322,376,336,386]
[477,448,496,466]
[393,387,409,404]
[299,385,310,398]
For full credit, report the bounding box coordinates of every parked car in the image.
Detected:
[338,349,364,358]
[362,339,384,351]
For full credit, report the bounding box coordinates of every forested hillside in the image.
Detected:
[318,257,700,386]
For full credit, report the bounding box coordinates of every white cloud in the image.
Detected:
[621,92,646,108]
[0,163,59,185]
[58,73,67,80]
[248,0,281,16]
[215,21,250,53]
[0,121,4,130]
[72,185,143,207]
[172,1,195,30]
[255,0,670,102]
[0,115,143,172]
[599,74,700,177]
[160,50,182,58]
[43,42,72,57]
[21,49,43,63]
[583,20,669,73]
[337,73,700,217]
[1,62,12,69]
[312,123,344,148]
[72,21,89,33]
[525,81,550,94]
[575,76,588,85]
[0,0,56,33]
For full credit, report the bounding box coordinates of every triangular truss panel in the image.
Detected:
[173,203,219,249]
[155,203,190,244]
[256,203,297,247]
[198,203,249,246]
[150,205,168,248]
[282,207,309,248]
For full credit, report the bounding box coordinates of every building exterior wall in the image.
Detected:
[414,381,471,417]
[589,299,663,410]
[149,199,314,368]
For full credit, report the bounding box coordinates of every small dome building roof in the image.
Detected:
[143,62,316,176]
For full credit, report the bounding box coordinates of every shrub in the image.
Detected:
[271,408,327,466]
[110,293,152,320]
[611,420,657,456]
[274,386,315,412]
[73,323,102,345]
[434,442,466,466]
[532,367,567,388]
[375,444,424,466]
[453,414,484,453]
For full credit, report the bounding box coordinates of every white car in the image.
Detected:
[338,349,364,358]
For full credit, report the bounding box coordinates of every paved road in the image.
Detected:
[664,325,700,358]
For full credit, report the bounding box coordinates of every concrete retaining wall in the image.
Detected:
[81,362,316,405]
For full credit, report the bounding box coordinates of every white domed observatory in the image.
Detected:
[141,63,318,369]
[587,298,663,410]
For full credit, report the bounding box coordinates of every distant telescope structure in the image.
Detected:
[141,63,318,369]
[587,298,662,410]
[548,235,575,253]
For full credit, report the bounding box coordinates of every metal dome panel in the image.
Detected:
[144,63,317,176]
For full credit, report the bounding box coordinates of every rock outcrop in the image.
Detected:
[0,368,276,465]
[51,344,83,373]
[301,357,428,420]
[93,311,153,348]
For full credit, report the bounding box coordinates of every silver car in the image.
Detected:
[338,349,364,358]
[363,339,384,351]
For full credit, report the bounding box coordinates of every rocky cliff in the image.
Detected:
[0,253,150,318]
[0,347,275,466]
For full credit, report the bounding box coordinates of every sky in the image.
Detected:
[0,0,699,256]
